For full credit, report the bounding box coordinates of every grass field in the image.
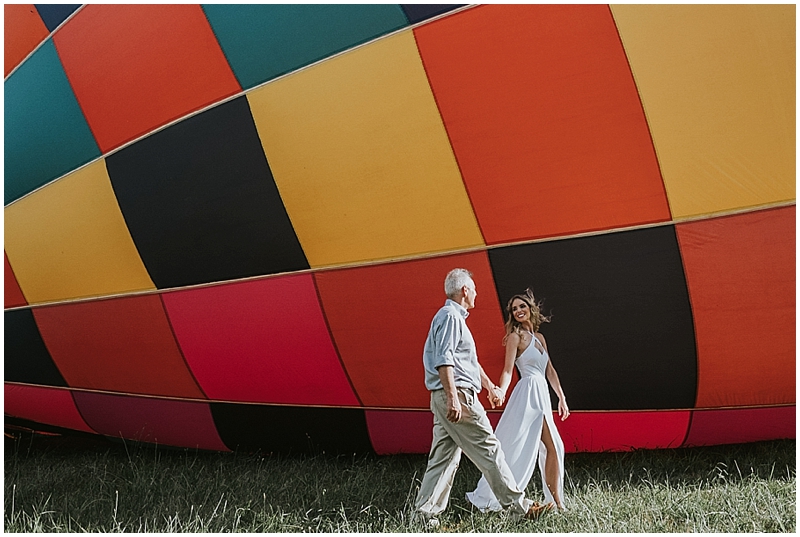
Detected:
[4,431,795,532]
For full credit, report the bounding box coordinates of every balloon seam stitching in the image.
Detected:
[4,201,795,313]
[680,409,696,447]
[673,228,703,412]
[310,272,365,407]
[408,14,489,246]
[156,293,210,400]
[3,4,87,82]
[4,382,795,413]
[66,385,101,437]
[607,4,676,222]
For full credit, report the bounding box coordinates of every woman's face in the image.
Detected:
[509,298,531,323]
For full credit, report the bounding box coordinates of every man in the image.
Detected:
[414,268,547,523]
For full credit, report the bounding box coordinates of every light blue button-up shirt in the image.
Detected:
[422,299,482,392]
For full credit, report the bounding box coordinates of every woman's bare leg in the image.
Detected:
[540,420,563,509]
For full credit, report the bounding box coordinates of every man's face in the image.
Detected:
[464,279,477,310]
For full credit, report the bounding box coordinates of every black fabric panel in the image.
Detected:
[34,4,81,32]
[488,226,697,410]
[401,5,465,24]
[211,403,373,454]
[105,96,309,289]
[5,309,67,386]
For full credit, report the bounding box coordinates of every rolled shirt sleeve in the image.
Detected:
[422,300,482,392]
[429,313,460,371]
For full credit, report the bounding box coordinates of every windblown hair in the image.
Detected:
[502,288,551,345]
[444,268,474,299]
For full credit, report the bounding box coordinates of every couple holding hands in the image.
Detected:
[415,268,570,523]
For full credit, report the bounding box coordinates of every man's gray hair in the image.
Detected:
[444,268,474,299]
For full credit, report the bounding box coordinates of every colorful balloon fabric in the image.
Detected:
[5,4,795,454]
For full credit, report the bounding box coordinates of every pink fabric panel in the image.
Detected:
[72,391,229,451]
[162,275,359,406]
[4,383,94,433]
[367,409,693,454]
[683,406,795,447]
[365,409,500,455]
[556,411,691,453]
[366,410,433,454]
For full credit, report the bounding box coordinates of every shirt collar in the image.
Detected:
[445,299,469,319]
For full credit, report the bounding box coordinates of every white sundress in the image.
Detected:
[466,332,566,511]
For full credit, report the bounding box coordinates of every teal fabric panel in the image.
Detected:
[4,39,100,205]
[202,4,409,90]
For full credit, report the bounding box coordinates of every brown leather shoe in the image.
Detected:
[524,502,554,520]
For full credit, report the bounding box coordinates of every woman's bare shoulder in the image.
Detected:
[506,331,522,344]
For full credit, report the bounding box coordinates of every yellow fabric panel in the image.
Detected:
[247,30,484,267]
[611,5,795,218]
[5,160,155,304]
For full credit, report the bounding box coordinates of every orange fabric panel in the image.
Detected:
[52,5,241,153]
[32,294,206,399]
[676,206,795,407]
[611,5,796,218]
[315,252,511,409]
[413,5,671,244]
[4,4,49,76]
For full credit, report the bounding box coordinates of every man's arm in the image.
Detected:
[438,365,461,422]
[478,364,502,409]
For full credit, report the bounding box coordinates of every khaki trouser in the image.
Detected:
[414,388,532,517]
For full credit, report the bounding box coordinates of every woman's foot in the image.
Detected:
[523,501,555,519]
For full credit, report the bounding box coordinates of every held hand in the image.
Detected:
[558,398,570,421]
[487,389,498,409]
[446,396,462,422]
[494,386,506,407]
[488,386,505,408]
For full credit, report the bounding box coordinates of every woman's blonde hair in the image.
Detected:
[502,289,551,345]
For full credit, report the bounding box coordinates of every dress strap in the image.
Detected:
[530,332,546,353]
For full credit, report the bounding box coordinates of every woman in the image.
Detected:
[466,289,569,512]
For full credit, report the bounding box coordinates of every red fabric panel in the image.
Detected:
[413,5,670,244]
[557,411,690,452]
[366,409,501,455]
[4,4,49,76]
[52,4,241,152]
[5,252,28,308]
[676,206,795,407]
[683,406,795,447]
[32,295,205,398]
[4,383,94,433]
[315,252,511,409]
[72,391,229,451]
[161,275,359,406]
